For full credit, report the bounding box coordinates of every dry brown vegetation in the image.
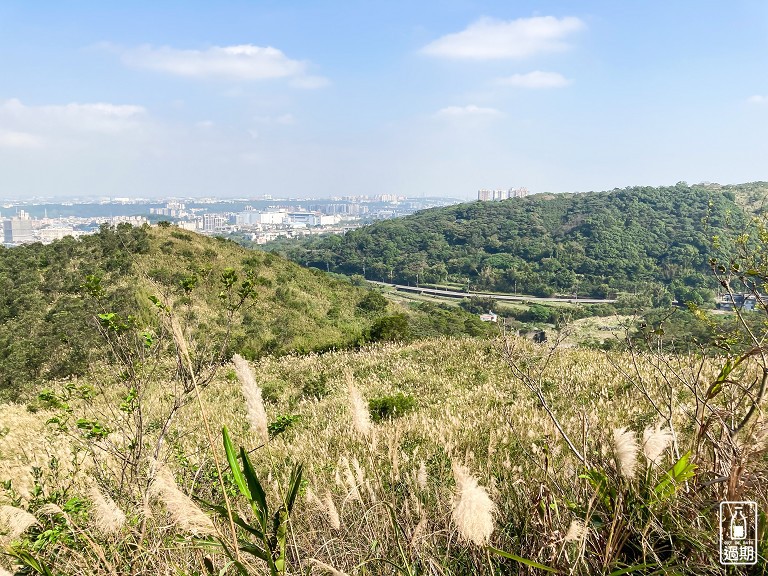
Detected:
[2,332,766,574]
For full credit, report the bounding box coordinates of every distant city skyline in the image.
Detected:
[0,1,766,199]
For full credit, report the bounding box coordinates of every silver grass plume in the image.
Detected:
[232,354,269,444]
[642,425,674,466]
[416,461,428,490]
[347,381,372,437]
[613,427,639,479]
[89,484,126,535]
[0,505,38,539]
[564,519,588,543]
[339,456,361,502]
[149,464,215,536]
[323,491,341,530]
[451,463,496,546]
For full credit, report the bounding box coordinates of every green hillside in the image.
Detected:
[0,224,489,400]
[271,182,751,300]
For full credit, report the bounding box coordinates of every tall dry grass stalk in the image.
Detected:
[88,485,126,536]
[451,464,495,546]
[323,491,341,530]
[417,461,428,490]
[347,381,372,438]
[642,425,674,466]
[339,456,361,502]
[149,464,215,536]
[613,427,639,479]
[170,317,192,368]
[232,353,269,444]
[0,505,38,539]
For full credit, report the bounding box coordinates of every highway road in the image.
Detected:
[368,281,617,304]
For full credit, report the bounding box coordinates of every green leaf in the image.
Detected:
[579,468,614,510]
[654,452,696,501]
[194,496,266,540]
[222,426,250,500]
[488,546,561,573]
[705,358,734,399]
[238,540,272,563]
[239,446,268,527]
[285,464,303,514]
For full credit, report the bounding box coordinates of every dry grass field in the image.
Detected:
[2,334,766,574]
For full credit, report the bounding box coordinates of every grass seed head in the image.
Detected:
[149,464,215,536]
[233,354,269,444]
[88,484,126,535]
[0,505,38,540]
[642,425,674,466]
[451,463,496,546]
[613,427,639,479]
[323,491,341,530]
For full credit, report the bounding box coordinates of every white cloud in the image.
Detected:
[0,99,146,134]
[435,105,502,118]
[747,95,767,104]
[496,70,570,88]
[422,16,584,60]
[122,44,328,86]
[253,113,296,125]
[0,130,44,149]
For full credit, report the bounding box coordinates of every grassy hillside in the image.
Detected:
[270,182,751,301]
[0,223,492,400]
[1,335,766,574]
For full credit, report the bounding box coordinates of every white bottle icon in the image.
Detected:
[730,506,747,540]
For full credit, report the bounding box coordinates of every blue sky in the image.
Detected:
[0,1,766,199]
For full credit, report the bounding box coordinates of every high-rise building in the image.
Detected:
[477,187,529,201]
[3,217,34,244]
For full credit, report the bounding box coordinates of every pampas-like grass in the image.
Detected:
[232,354,269,444]
[347,383,372,438]
[323,491,341,530]
[613,427,639,479]
[564,519,588,543]
[88,485,126,535]
[642,425,674,466]
[451,464,495,546]
[417,461,428,490]
[0,505,38,539]
[149,465,215,536]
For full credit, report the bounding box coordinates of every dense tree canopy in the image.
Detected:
[270,183,747,299]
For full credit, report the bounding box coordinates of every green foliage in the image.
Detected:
[458,296,497,315]
[268,414,302,438]
[368,393,416,422]
[273,183,748,299]
[0,224,385,399]
[198,426,303,576]
[367,314,410,343]
[301,373,331,400]
[356,290,388,313]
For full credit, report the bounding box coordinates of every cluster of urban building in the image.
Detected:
[1,193,464,247]
[477,188,529,201]
[2,209,147,246]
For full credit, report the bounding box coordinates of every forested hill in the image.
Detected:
[271,182,753,299]
[0,225,387,399]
